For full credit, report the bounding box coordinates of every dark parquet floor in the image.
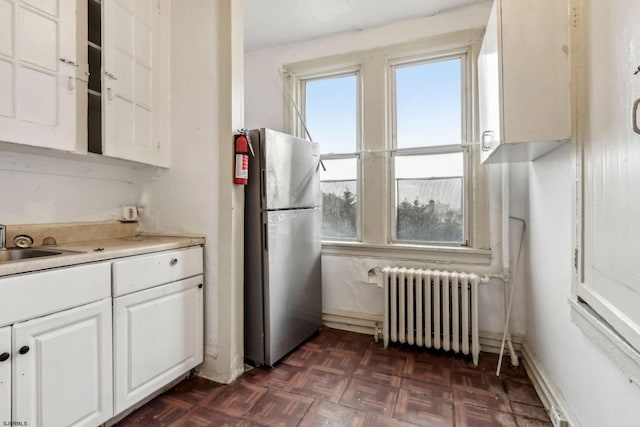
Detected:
[116,327,551,426]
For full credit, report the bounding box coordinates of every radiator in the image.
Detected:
[382,267,480,366]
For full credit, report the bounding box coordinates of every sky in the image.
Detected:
[306,57,463,189]
[305,74,357,154]
[304,57,462,155]
[395,58,462,148]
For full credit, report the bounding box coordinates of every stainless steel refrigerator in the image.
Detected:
[244,128,322,367]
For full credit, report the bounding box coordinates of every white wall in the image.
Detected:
[245,1,528,338]
[527,145,640,426]
[139,0,245,384]
[0,148,142,225]
[137,0,220,380]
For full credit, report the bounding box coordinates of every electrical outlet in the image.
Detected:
[120,205,139,222]
[550,406,569,427]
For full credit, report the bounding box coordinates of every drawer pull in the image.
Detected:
[198,284,203,289]
[0,352,9,362]
[170,258,178,266]
[18,346,29,355]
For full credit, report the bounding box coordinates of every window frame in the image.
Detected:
[283,30,491,265]
[388,51,471,246]
[298,68,363,242]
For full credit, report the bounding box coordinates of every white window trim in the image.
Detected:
[321,240,491,264]
[284,29,490,264]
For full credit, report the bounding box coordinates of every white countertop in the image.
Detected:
[0,234,205,277]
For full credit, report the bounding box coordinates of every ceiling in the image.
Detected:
[244,0,486,52]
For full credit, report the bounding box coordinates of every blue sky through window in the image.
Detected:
[304,58,461,155]
[305,74,357,154]
[396,58,461,148]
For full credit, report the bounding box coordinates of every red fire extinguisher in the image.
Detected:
[234,130,253,185]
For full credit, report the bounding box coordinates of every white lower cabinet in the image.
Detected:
[113,275,203,414]
[0,327,10,424]
[0,245,204,424]
[10,298,113,427]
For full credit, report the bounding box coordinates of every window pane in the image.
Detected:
[305,74,357,154]
[395,152,464,179]
[320,158,357,239]
[395,58,462,148]
[395,153,464,243]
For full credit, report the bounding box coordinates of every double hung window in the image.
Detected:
[302,71,360,240]
[288,37,483,257]
[391,56,468,245]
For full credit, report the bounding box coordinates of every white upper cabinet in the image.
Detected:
[478,0,571,164]
[0,0,79,151]
[0,0,170,166]
[101,0,169,166]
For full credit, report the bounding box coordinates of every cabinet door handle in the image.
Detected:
[0,352,9,362]
[18,346,29,355]
[633,99,640,135]
[481,130,494,151]
[59,57,78,67]
[170,258,178,266]
[264,223,268,251]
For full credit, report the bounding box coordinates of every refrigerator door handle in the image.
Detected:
[261,169,266,198]
[264,223,268,251]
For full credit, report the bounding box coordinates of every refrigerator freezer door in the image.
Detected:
[261,129,320,210]
[263,207,322,366]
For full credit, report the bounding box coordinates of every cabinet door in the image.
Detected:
[12,299,113,427]
[0,327,10,424]
[113,275,203,415]
[102,0,169,166]
[0,0,78,150]
[478,0,570,163]
[478,0,501,163]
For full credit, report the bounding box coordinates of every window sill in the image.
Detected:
[570,298,640,387]
[321,241,492,265]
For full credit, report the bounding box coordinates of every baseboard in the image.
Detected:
[322,309,383,337]
[477,330,524,355]
[520,341,577,427]
[322,309,525,356]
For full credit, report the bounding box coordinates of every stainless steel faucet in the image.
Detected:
[0,224,5,250]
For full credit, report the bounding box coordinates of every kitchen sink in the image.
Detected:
[0,248,82,263]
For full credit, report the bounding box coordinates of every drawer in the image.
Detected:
[0,262,111,327]
[112,247,203,296]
